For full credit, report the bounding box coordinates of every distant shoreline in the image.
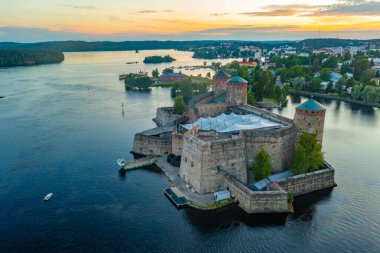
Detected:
[2,38,379,53]
[0,49,64,68]
[290,90,380,108]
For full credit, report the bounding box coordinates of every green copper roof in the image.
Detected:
[297,99,325,111]
[213,70,230,79]
[227,76,248,84]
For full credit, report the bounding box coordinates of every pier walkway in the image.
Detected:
[155,157,214,206]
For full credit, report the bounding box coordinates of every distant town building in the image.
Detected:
[159,72,188,83]
[237,61,258,68]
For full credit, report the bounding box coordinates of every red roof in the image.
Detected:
[238,61,257,67]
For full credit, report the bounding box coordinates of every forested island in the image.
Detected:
[0,49,64,67]
[124,74,152,91]
[143,55,175,64]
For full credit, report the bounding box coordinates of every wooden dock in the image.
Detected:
[121,157,156,171]
[164,187,189,208]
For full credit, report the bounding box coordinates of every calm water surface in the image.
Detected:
[0,50,379,253]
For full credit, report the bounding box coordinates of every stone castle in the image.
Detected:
[132,70,335,213]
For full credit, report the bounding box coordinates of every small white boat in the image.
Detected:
[44,193,53,201]
[117,158,126,168]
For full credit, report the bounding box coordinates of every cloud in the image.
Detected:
[1,23,380,43]
[241,4,313,17]
[312,1,380,16]
[131,9,174,14]
[241,1,380,17]
[210,13,230,17]
[59,4,97,10]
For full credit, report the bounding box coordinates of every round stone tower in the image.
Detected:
[212,70,230,95]
[294,98,326,143]
[226,76,248,106]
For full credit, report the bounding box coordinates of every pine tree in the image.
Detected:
[252,149,272,180]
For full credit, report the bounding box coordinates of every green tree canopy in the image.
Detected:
[353,58,369,80]
[309,78,322,92]
[291,132,324,175]
[252,149,272,180]
[291,145,309,175]
[124,74,152,89]
[173,96,186,115]
[292,77,305,92]
[152,68,159,78]
[163,68,174,74]
[319,68,331,82]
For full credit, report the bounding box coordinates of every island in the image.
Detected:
[0,49,64,67]
[128,70,337,218]
[143,55,176,64]
[124,72,152,91]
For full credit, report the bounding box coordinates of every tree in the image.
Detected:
[310,142,324,170]
[359,69,375,84]
[124,74,152,90]
[340,63,351,75]
[255,70,265,102]
[353,58,369,80]
[336,77,346,95]
[309,78,322,92]
[252,149,272,180]
[291,145,309,175]
[319,68,331,82]
[179,79,193,102]
[311,58,320,73]
[151,68,159,78]
[292,77,305,92]
[351,84,363,100]
[173,96,186,114]
[247,90,255,105]
[326,81,334,93]
[343,51,351,61]
[321,57,338,69]
[292,132,324,175]
[163,68,173,74]
[206,72,211,78]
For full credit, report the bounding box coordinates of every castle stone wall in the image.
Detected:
[240,125,296,173]
[171,132,183,156]
[195,103,228,118]
[153,107,187,127]
[133,132,172,156]
[179,133,247,194]
[274,166,335,196]
[224,174,289,213]
[212,78,228,95]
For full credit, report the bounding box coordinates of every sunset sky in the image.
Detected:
[1,0,380,42]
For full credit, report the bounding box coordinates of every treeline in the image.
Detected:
[0,40,295,52]
[300,38,380,49]
[143,55,175,63]
[0,49,64,67]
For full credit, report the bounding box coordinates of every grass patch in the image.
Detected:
[262,98,280,105]
[190,198,234,210]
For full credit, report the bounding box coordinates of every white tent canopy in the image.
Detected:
[181,113,282,133]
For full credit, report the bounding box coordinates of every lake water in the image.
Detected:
[0,50,379,253]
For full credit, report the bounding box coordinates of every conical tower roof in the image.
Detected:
[227,76,248,84]
[297,98,325,111]
[213,70,230,79]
